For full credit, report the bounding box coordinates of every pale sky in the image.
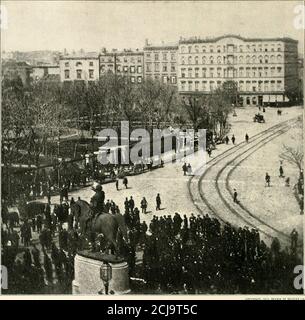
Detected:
[1,1,304,53]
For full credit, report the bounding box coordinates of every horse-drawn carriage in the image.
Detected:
[253,113,265,123]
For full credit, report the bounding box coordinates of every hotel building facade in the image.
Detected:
[143,41,178,86]
[177,35,299,106]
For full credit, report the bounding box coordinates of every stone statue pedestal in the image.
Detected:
[72,251,130,295]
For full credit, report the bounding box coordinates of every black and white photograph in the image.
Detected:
[0,0,304,297]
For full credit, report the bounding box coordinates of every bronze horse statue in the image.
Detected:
[71,199,128,255]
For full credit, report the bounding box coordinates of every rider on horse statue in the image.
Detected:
[90,184,105,217]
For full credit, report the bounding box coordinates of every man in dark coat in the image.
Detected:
[233,189,238,203]
[129,196,135,213]
[123,177,128,189]
[156,194,161,210]
[279,165,284,178]
[231,135,236,145]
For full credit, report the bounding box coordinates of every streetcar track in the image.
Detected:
[215,124,294,242]
[187,117,298,242]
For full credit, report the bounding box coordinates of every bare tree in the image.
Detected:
[280,145,304,171]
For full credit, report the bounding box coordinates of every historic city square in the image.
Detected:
[1,1,304,296]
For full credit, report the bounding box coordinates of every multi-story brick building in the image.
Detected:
[99,49,144,84]
[143,40,178,86]
[59,54,99,83]
[178,35,299,106]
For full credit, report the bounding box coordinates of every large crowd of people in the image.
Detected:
[142,213,301,294]
[1,187,302,294]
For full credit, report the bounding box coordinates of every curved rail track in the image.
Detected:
[188,117,299,246]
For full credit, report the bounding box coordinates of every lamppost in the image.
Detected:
[99,261,112,295]
[57,157,62,188]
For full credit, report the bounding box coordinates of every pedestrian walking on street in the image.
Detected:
[233,189,238,203]
[279,165,284,178]
[225,136,229,145]
[141,197,148,214]
[123,177,128,189]
[115,178,119,191]
[231,135,236,145]
[156,193,161,211]
[265,173,271,187]
[124,197,130,214]
[285,177,290,187]
[129,196,135,213]
[245,133,249,143]
[207,147,212,157]
[182,163,187,176]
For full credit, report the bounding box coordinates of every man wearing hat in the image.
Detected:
[90,184,105,217]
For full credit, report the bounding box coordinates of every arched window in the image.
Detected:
[277,44,282,51]
[277,54,282,62]
[195,56,199,64]
[181,56,185,65]
[202,46,206,53]
[264,55,269,63]
[181,46,186,53]
[252,55,256,63]
[195,45,199,53]
[246,55,250,63]
[258,55,263,63]
[270,55,275,63]
[209,46,214,53]
[252,45,256,52]
[210,56,214,64]
[217,56,222,64]
[217,46,221,53]
[202,56,207,64]
[239,56,243,63]
[76,61,82,67]
[188,56,192,64]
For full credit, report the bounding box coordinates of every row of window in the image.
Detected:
[180,54,283,65]
[100,56,142,63]
[64,69,143,83]
[146,63,176,73]
[180,80,283,92]
[147,75,177,84]
[100,65,142,73]
[64,61,95,68]
[180,43,283,54]
[145,52,176,61]
[181,66,283,78]
[64,69,95,79]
